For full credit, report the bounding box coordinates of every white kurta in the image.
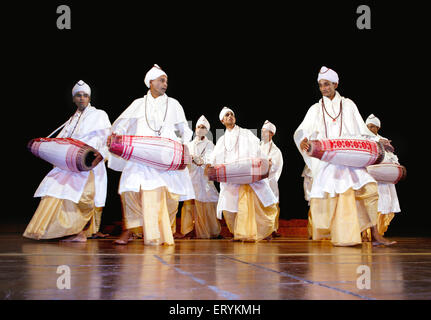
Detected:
[293,91,379,198]
[108,91,195,201]
[187,136,219,203]
[260,140,283,201]
[34,105,111,207]
[374,134,401,214]
[209,125,277,219]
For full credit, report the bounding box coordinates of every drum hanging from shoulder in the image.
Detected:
[307,138,385,168]
[108,134,191,170]
[366,163,407,184]
[28,137,99,172]
[207,158,269,184]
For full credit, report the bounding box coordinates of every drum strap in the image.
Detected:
[46,120,68,138]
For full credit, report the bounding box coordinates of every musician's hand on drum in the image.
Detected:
[107,133,116,148]
[300,138,310,152]
[107,135,112,148]
[380,139,395,153]
[204,164,211,176]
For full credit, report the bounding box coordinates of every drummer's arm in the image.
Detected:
[175,122,193,144]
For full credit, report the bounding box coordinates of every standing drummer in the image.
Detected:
[108,64,194,245]
[206,107,278,242]
[179,115,221,239]
[24,80,111,242]
[293,66,395,246]
[362,114,401,239]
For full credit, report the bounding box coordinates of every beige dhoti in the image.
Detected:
[121,187,179,246]
[223,185,278,242]
[309,182,379,246]
[180,200,221,238]
[24,172,101,240]
[362,212,396,241]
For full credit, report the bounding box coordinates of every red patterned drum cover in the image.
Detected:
[207,158,269,184]
[307,138,385,168]
[109,135,191,171]
[366,163,407,184]
[28,137,99,172]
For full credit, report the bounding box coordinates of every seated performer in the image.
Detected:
[108,64,195,245]
[260,120,284,237]
[207,107,278,242]
[294,66,396,246]
[24,80,111,242]
[362,114,401,239]
[180,115,221,239]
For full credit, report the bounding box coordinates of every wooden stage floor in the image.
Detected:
[1,234,430,300]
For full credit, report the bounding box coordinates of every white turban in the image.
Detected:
[366,114,381,127]
[219,107,234,121]
[317,66,339,84]
[72,80,91,96]
[262,120,276,134]
[196,115,210,130]
[144,64,167,88]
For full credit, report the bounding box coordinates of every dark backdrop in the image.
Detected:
[2,1,428,236]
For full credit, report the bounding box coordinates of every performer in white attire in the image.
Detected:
[24,80,111,242]
[260,120,283,237]
[363,114,401,237]
[208,107,278,242]
[294,66,396,246]
[180,115,221,238]
[108,64,195,245]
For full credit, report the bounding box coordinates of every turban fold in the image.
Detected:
[219,107,234,121]
[262,120,276,134]
[317,66,339,84]
[366,114,381,127]
[196,115,210,130]
[72,80,91,96]
[144,64,167,88]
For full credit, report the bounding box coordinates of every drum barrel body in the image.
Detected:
[207,158,269,184]
[366,163,407,184]
[28,138,98,172]
[108,135,191,171]
[307,138,385,167]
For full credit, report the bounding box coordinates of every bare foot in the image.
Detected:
[61,231,87,242]
[371,227,396,246]
[88,232,110,239]
[272,231,282,238]
[361,230,371,242]
[173,232,186,239]
[113,230,131,245]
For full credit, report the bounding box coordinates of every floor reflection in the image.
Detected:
[0,235,430,300]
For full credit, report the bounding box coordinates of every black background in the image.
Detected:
[2,1,428,236]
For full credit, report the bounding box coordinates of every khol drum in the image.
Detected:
[108,134,191,171]
[366,163,407,184]
[307,138,385,167]
[28,137,99,172]
[207,158,269,184]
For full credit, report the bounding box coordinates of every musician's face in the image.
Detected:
[221,111,236,127]
[73,92,90,110]
[367,123,380,135]
[318,79,338,99]
[261,128,274,142]
[150,75,168,97]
